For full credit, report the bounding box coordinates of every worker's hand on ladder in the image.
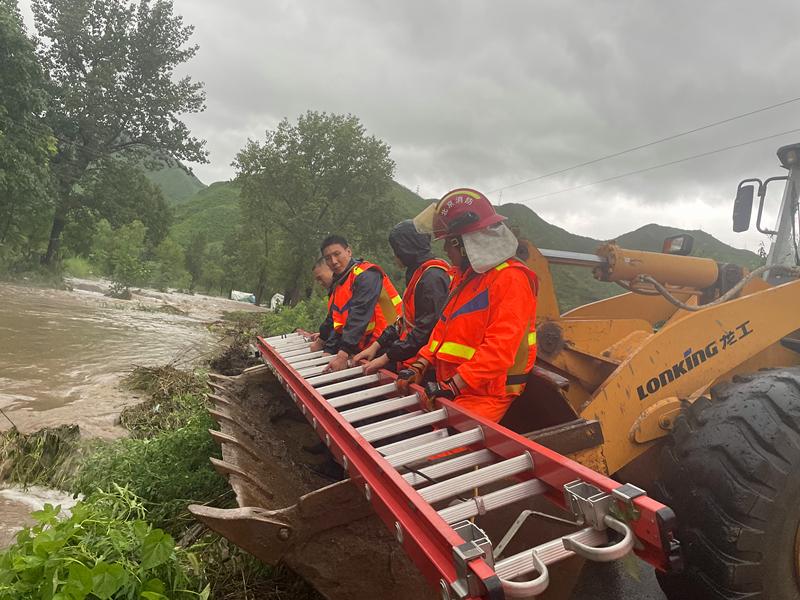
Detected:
[363,353,390,375]
[352,341,380,364]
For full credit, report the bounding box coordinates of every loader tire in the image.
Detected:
[655,368,800,600]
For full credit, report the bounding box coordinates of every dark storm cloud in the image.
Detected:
[19,0,800,248]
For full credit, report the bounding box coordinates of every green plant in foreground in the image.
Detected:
[0,485,209,600]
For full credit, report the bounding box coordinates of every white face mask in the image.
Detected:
[461,222,519,273]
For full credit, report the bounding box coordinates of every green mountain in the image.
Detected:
[616,224,761,269]
[170,184,761,311]
[145,163,206,205]
[171,181,240,246]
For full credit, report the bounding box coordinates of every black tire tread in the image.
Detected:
[656,367,800,600]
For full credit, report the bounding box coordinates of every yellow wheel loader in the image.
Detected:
[193,143,800,599]
[504,142,800,599]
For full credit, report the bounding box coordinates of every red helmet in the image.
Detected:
[432,188,506,240]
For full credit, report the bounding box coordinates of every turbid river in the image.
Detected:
[0,279,265,546]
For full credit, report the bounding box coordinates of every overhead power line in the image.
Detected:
[489,95,800,195]
[520,127,800,202]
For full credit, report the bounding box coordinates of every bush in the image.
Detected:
[0,486,208,600]
[72,409,229,532]
[261,296,328,336]
[62,256,95,278]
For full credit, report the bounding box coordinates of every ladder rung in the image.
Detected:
[291,354,335,370]
[263,332,302,344]
[403,449,495,486]
[360,409,447,443]
[317,374,381,396]
[340,394,419,423]
[376,429,449,456]
[355,410,424,435]
[306,366,365,386]
[296,364,328,378]
[495,527,608,580]
[275,341,310,353]
[438,479,548,523]
[418,454,533,504]
[328,383,398,409]
[285,349,322,362]
[385,428,484,468]
[280,346,313,358]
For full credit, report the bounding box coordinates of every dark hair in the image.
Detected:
[320,234,349,253]
[312,256,328,269]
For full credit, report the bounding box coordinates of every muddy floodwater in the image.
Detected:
[0,280,263,437]
[0,280,264,546]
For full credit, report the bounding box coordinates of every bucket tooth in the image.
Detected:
[209,429,266,463]
[188,505,294,564]
[208,373,235,383]
[208,407,236,426]
[208,381,230,395]
[190,480,374,565]
[210,457,274,502]
[206,393,232,408]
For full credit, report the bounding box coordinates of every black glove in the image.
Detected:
[396,361,426,394]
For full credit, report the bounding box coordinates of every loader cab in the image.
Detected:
[733,142,800,285]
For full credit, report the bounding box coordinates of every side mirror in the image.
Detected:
[662,234,694,256]
[732,184,754,232]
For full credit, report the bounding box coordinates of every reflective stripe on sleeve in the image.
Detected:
[438,341,476,360]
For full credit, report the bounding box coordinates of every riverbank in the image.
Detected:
[0,280,313,598]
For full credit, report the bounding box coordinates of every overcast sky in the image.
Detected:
[19,1,800,251]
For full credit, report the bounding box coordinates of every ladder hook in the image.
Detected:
[562,515,634,562]
[499,550,549,598]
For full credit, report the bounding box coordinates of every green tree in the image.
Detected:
[32,0,207,265]
[0,0,54,269]
[150,234,190,290]
[234,111,396,304]
[92,219,148,294]
[184,230,206,291]
[62,160,173,259]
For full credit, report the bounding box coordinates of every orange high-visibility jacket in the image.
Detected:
[330,261,402,351]
[418,259,538,422]
[400,258,451,339]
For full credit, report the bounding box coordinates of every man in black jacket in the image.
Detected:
[353,220,450,374]
[312,235,400,372]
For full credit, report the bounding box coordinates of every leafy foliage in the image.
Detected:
[234,111,397,303]
[261,296,329,337]
[72,406,228,532]
[0,0,55,271]
[0,486,209,600]
[91,219,149,294]
[150,236,191,291]
[33,0,207,263]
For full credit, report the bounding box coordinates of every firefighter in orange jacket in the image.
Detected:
[397,189,538,423]
[312,235,402,372]
[353,220,451,374]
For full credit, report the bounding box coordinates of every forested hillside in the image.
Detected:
[162,175,761,312]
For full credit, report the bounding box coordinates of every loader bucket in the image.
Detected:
[188,364,435,600]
